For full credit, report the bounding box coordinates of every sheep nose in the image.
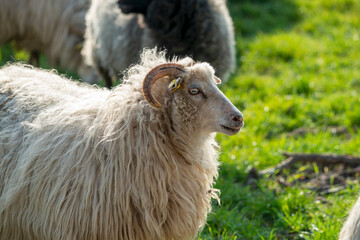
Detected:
[231,112,244,126]
[232,114,242,122]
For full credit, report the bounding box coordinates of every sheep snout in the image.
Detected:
[217,106,244,135]
[231,112,244,128]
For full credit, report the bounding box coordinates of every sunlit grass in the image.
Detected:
[202,0,360,239]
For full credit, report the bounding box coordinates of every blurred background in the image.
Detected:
[1,0,360,239]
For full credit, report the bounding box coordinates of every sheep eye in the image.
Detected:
[189,88,200,95]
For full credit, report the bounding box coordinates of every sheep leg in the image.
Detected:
[98,66,113,88]
[29,51,40,67]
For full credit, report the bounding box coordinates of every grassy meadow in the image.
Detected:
[1,0,360,239]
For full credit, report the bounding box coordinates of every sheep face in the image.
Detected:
[142,62,243,136]
[172,63,243,136]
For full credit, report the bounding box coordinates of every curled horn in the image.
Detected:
[142,63,186,108]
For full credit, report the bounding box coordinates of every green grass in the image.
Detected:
[1,0,360,239]
[201,0,360,239]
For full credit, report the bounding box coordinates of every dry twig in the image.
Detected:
[259,152,360,176]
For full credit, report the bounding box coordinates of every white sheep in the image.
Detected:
[0,0,98,84]
[339,196,360,240]
[0,49,243,240]
[83,0,236,88]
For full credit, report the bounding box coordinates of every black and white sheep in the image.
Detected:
[83,0,236,88]
[0,0,98,83]
[0,49,243,240]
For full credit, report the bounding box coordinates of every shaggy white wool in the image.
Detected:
[0,49,227,240]
[339,196,360,240]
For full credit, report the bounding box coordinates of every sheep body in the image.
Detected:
[0,50,241,240]
[339,197,360,240]
[83,0,235,84]
[0,0,98,83]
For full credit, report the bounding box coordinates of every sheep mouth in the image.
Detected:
[220,124,241,133]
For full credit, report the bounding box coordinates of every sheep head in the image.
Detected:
[117,0,152,14]
[142,61,243,136]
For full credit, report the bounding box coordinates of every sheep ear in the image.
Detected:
[168,77,183,92]
[142,63,186,108]
[214,76,221,84]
